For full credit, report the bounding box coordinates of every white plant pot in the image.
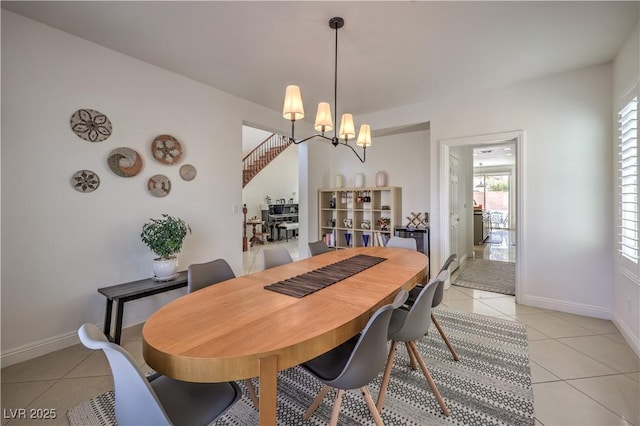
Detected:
[153,257,178,280]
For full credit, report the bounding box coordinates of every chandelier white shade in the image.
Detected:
[281,17,370,163]
[282,85,304,121]
[357,124,372,148]
[314,102,333,132]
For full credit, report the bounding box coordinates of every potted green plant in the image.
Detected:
[141,214,191,280]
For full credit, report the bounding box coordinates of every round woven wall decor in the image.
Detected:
[179,164,197,181]
[70,109,112,142]
[71,170,100,193]
[148,174,171,197]
[152,135,183,164]
[107,147,143,177]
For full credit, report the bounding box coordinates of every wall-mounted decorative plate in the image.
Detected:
[107,147,143,177]
[179,164,197,181]
[70,109,112,142]
[71,170,100,193]
[152,134,183,164]
[148,174,171,197]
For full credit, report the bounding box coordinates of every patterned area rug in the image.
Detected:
[67,309,533,426]
[453,259,516,295]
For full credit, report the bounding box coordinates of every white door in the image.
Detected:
[449,152,461,272]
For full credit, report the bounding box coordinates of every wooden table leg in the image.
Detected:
[259,355,278,425]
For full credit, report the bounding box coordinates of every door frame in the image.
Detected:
[448,151,461,273]
[439,130,525,302]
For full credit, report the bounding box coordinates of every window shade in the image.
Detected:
[618,97,639,262]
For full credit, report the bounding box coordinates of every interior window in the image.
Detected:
[618,96,639,263]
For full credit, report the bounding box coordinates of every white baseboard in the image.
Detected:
[520,294,611,320]
[522,294,639,357]
[1,315,149,367]
[1,330,81,367]
[612,313,640,357]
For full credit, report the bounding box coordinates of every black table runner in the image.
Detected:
[264,254,387,298]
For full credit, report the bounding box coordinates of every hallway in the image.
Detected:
[473,228,516,262]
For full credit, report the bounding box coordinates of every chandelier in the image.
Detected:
[282,17,371,163]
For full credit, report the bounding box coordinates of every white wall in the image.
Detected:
[451,145,474,264]
[444,66,614,318]
[241,125,299,223]
[242,144,299,221]
[242,126,272,157]
[612,22,640,354]
[305,129,431,243]
[0,11,290,364]
[3,10,637,364]
[352,64,615,323]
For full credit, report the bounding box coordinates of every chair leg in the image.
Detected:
[376,340,398,411]
[245,379,260,409]
[408,340,450,416]
[431,313,460,361]
[361,386,384,426]
[406,341,418,370]
[304,384,331,420]
[329,389,345,426]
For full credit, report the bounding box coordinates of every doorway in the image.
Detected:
[440,131,524,301]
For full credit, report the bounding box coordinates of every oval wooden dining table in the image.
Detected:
[142,246,428,425]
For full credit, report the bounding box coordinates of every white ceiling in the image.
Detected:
[473,143,516,168]
[3,1,638,122]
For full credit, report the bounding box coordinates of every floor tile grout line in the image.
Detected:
[2,377,59,413]
[562,376,635,425]
[552,336,631,375]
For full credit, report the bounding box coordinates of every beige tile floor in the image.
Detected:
[2,239,638,425]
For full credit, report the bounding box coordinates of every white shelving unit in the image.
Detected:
[318,186,402,249]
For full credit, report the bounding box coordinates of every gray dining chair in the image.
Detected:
[376,274,450,416]
[308,240,333,256]
[301,290,409,426]
[263,246,293,269]
[187,258,260,408]
[386,235,417,250]
[77,323,241,426]
[406,254,460,361]
[188,258,235,293]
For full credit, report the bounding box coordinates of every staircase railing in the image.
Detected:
[243,133,292,187]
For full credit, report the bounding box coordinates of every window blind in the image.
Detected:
[618,97,638,262]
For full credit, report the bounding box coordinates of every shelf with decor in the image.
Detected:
[318,186,402,249]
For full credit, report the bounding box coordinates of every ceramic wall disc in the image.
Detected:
[152,134,183,164]
[148,174,171,197]
[107,147,143,177]
[70,109,112,142]
[179,164,197,181]
[71,170,100,193]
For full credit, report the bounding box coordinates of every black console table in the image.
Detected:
[97,271,187,344]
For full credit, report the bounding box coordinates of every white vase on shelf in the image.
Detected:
[354,173,364,188]
[335,174,344,188]
[375,171,387,187]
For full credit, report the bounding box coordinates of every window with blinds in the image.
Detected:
[619,97,639,263]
